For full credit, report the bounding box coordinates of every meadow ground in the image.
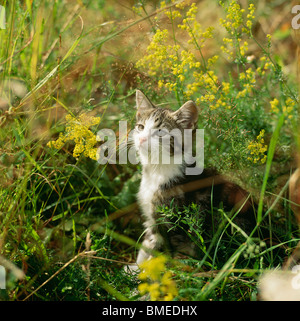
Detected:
[0,0,300,301]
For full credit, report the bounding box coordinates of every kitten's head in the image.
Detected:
[133,90,198,165]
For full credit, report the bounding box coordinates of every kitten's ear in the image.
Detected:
[136,90,155,112]
[172,100,198,129]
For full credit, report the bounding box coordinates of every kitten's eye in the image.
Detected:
[153,129,167,137]
[136,124,144,131]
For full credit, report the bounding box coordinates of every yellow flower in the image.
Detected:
[222,81,230,94]
[178,74,185,82]
[136,29,179,78]
[284,97,295,118]
[160,1,166,9]
[271,97,296,120]
[47,113,100,160]
[136,2,221,99]
[176,0,188,10]
[270,98,279,113]
[158,80,164,88]
[220,1,256,59]
[148,283,161,301]
[139,256,167,281]
[186,2,198,18]
[138,282,149,294]
[236,88,247,98]
[207,55,219,67]
[220,1,246,34]
[240,41,248,56]
[247,130,268,164]
[165,9,182,20]
[138,256,178,301]
[246,3,255,30]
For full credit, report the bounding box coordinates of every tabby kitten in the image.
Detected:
[130,90,256,270]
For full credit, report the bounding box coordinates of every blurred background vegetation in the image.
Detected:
[0,0,299,301]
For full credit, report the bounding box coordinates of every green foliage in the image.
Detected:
[157,202,207,256]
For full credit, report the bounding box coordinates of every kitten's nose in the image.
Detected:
[139,137,147,145]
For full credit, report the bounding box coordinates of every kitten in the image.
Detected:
[130,90,256,270]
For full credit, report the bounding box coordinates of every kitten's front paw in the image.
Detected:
[123,263,140,275]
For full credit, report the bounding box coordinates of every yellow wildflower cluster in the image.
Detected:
[220,1,254,35]
[283,98,295,119]
[254,56,270,76]
[201,80,231,109]
[220,2,255,60]
[246,3,255,30]
[270,97,294,120]
[160,0,182,20]
[234,55,273,99]
[247,130,268,164]
[220,1,244,33]
[232,56,271,99]
[165,9,182,20]
[236,67,256,98]
[270,98,279,113]
[160,0,189,14]
[138,256,178,301]
[136,29,179,77]
[137,1,218,100]
[137,1,265,114]
[47,113,100,160]
[178,3,214,47]
[191,70,219,104]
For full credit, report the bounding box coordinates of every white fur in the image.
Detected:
[259,270,300,301]
[138,163,183,227]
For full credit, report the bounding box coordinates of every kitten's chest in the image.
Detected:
[138,174,163,217]
[137,165,183,220]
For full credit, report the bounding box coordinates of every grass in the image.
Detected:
[0,0,299,301]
